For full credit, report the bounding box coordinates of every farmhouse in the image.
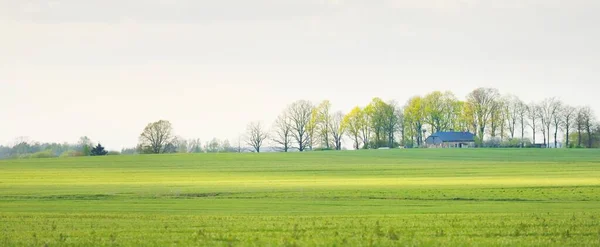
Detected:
[425,131,475,148]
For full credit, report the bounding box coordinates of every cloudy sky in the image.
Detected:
[1,0,599,149]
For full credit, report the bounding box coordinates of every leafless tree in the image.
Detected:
[329,111,346,150]
[272,113,293,152]
[561,105,576,147]
[488,100,504,139]
[287,100,314,152]
[538,97,561,148]
[246,122,269,153]
[188,138,202,153]
[575,107,585,147]
[551,102,564,148]
[466,87,501,143]
[504,95,522,139]
[527,103,538,145]
[516,101,528,147]
[138,120,174,154]
[204,138,221,153]
[579,106,595,148]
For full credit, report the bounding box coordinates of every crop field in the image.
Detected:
[1,149,600,246]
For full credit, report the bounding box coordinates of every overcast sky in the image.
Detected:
[1,0,599,149]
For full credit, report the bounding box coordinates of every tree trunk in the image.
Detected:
[577,129,582,147]
[547,126,551,148]
[554,127,558,148]
[565,128,570,148]
[587,125,592,148]
[521,128,525,148]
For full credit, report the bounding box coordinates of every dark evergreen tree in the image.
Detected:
[90,143,108,156]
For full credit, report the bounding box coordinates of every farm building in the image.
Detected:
[425,131,475,148]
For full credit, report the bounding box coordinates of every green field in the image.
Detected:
[1,149,600,246]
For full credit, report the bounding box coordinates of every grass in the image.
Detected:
[1,149,599,246]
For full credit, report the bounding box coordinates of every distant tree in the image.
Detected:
[342,107,364,150]
[11,137,34,156]
[504,95,522,139]
[90,143,108,156]
[78,136,93,156]
[306,107,319,151]
[396,108,406,146]
[538,97,561,148]
[423,91,459,133]
[580,106,595,148]
[551,101,564,148]
[173,136,188,153]
[221,139,234,153]
[163,142,178,153]
[383,101,402,148]
[466,87,501,144]
[561,105,576,148]
[329,111,346,150]
[120,147,138,155]
[527,103,539,145]
[272,112,293,152]
[488,99,504,140]
[404,96,426,147]
[360,104,373,149]
[138,120,174,154]
[516,100,529,147]
[204,138,221,153]
[315,100,333,149]
[287,100,313,152]
[187,138,203,153]
[246,122,269,153]
[367,98,389,148]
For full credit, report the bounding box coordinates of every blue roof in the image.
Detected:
[428,132,475,142]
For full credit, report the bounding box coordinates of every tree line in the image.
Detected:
[0,136,110,159]
[135,87,599,154]
[2,87,598,159]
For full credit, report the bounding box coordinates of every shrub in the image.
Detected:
[60,150,85,157]
[107,151,121,156]
[30,150,56,159]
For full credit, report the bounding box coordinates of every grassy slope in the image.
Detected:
[1,149,599,246]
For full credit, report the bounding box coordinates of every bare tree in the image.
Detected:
[538,97,561,148]
[288,100,314,152]
[237,135,243,153]
[488,100,504,139]
[527,103,538,145]
[329,111,346,150]
[551,102,563,148]
[138,120,174,154]
[188,138,202,153]
[561,105,576,148]
[204,138,221,153]
[246,122,269,153]
[580,106,595,148]
[504,95,522,139]
[272,113,293,152]
[516,101,528,147]
[466,87,501,144]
